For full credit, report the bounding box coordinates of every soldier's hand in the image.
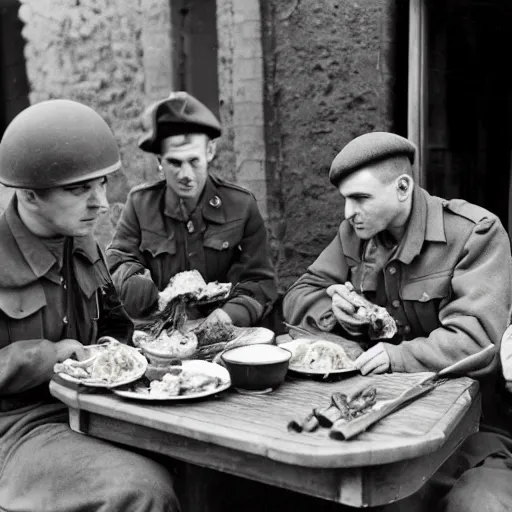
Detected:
[326,283,357,315]
[122,274,159,318]
[354,343,391,375]
[204,308,233,327]
[55,339,86,362]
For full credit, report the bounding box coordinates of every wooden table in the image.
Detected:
[50,372,480,509]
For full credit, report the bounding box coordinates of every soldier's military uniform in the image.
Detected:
[107,91,277,325]
[108,175,276,326]
[283,185,511,376]
[283,131,512,512]
[0,100,179,512]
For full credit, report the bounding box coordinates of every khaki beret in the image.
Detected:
[138,91,221,154]
[329,132,416,186]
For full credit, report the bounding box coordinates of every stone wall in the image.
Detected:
[17,0,157,246]
[12,0,394,289]
[261,0,393,291]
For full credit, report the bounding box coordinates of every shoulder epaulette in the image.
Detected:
[210,174,253,196]
[129,179,165,195]
[443,199,494,224]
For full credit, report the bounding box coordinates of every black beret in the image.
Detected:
[329,132,416,186]
[138,91,222,154]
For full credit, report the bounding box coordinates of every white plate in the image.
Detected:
[57,344,148,388]
[112,360,231,401]
[279,339,358,376]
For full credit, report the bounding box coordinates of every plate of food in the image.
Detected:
[53,338,148,388]
[279,338,358,376]
[113,359,231,401]
[132,317,275,364]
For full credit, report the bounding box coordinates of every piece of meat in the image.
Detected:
[340,282,397,340]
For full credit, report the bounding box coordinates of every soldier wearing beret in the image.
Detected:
[0,100,179,511]
[283,131,512,511]
[107,92,277,327]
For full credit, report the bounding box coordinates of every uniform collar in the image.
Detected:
[163,176,227,223]
[0,196,101,287]
[393,187,446,264]
[340,187,447,265]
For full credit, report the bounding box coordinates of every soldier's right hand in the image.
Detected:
[55,338,86,362]
[122,274,159,318]
[326,283,358,315]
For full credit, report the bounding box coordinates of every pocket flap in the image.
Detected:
[204,222,243,251]
[0,285,46,319]
[140,230,176,257]
[401,275,451,302]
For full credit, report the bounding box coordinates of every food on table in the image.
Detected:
[136,313,275,363]
[53,339,145,386]
[135,367,226,398]
[149,373,181,397]
[144,359,182,381]
[142,329,198,359]
[132,330,150,347]
[288,339,355,373]
[333,282,397,340]
[157,269,232,311]
[194,318,237,347]
[287,386,378,435]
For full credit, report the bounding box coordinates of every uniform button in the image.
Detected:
[392,300,400,308]
[209,196,222,208]
[63,316,68,324]
[388,266,397,275]
[222,241,229,249]
[404,325,411,334]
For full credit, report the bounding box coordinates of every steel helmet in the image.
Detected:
[0,99,121,188]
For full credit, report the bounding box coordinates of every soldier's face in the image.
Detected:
[160,134,215,200]
[339,168,402,240]
[29,177,109,237]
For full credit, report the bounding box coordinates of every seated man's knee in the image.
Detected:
[441,466,510,512]
[108,457,179,511]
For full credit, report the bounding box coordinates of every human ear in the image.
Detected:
[206,140,217,163]
[17,189,39,210]
[396,175,413,200]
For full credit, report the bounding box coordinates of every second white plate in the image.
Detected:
[279,340,359,376]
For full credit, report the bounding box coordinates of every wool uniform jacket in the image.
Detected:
[283,187,512,378]
[107,175,277,326]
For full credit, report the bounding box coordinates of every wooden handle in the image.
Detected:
[330,381,437,440]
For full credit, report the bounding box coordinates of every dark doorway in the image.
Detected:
[170,0,219,118]
[425,0,512,230]
[0,0,29,136]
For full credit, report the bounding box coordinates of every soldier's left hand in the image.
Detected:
[354,342,390,375]
[204,308,233,326]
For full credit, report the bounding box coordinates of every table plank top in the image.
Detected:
[50,372,479,469]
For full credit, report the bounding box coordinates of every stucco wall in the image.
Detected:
[261,0,393,291]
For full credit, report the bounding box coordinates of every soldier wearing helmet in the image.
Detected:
[0,100,179,511]
[107,91,277,328]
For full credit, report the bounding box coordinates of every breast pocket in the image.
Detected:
[401,272,452,336]
[139,229,177,258]
[139,230,178,289]
[203,220,244,280]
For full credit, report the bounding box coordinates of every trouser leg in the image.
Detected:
[0,422,180,512]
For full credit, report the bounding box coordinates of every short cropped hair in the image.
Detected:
[370,155,413,184]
